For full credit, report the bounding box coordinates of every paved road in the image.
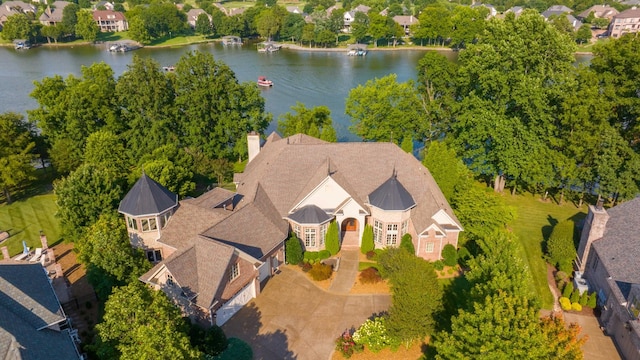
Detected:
[222,267,391,360]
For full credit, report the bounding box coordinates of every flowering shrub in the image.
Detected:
[352,317,400,353]
[571,302,582,312]
[335,330,363,358]
[560,297,572,311]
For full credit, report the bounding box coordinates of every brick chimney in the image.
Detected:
[247,132,261,163]
[576,200,609,272]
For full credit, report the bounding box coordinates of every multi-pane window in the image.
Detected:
[146,249,162,262]
[320,224,327,246]
[159,212,171,229]
[167,273,174,286]
[374,220,383,244]
[229,263,240,282]
[425,242,435,253]
[127,216,138,230]
[141,218,158,232]
[305,228,316,247]
[401,220,408,235]
[386,224,398,245]
[294,224,301,238]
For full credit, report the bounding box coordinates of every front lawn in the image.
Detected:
[0,194,62,257]
[502,192,587,309]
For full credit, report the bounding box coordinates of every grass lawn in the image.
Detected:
[0,194,62,257]
[501,192,587,309]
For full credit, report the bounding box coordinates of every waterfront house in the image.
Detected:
[343,4,371,32]
[505,6,525,17]
[120,133,462,327]
[0,261,81,359]
[0,1,36,29]
[393,15,419,35]
[39,1,71,26]
[577,5,618,21]
[470,3,498,18]
[577,198,640,360]
[186,8,211,29]
[93,10,128,32]
[608,7,640,38]
[93,1,115,11]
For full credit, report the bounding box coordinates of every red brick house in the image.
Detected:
[119,133,461,327]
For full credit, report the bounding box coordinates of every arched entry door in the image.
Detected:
[341,218,358,232]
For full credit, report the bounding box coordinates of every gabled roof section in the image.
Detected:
[368,175,416,211]
[592,197,640,284]
[157,201,229,250]
[288,205,332,225]
[118,173,178,217]
[202,184,288,260]
[186,187,235,209]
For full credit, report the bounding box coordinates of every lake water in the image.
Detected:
[0,43,591,141]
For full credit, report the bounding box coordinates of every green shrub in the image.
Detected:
[304,251,319,261]
[309,262,332,281]
[579,291,588,306]
[353,317,400,353]
[400,233,415,254]
[433,260,445,271]
[560,297,572,311]
[570,289,580,304]
[358,262,380,271]
[547,220,576,273]
[571,302,582,312]
[555,271,569,283]
[587,292,597,309]
[359,267,382,284]
[457,246,471,267]
[318,250,331,260]
[285,234,303,265]
[213,338,252,360]
[190,324,228,357]
[325,221,340,255]
[361,224,375,254]
[441,244,457,267]
[562,282,574,298]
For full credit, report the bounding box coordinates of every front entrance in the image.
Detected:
[341,218,358,232]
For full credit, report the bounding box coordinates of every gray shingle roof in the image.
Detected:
[288,205,332,224]
[592,197,640,284]
[185,188,235,209]
[118,173,178,217]
[156,201,229,250]
[0,261,79,360]
[368,175,416,211]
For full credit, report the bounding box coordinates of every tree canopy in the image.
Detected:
[0,113,35,204]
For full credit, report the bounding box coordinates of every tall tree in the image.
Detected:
[84,130,129,173]
[95,282,201,360]
[0,113,35,204]
[172,51,269,161]
[413,6,453,46]
[277,102,337,141]
[1,14,35,41]
[350,11,369,43]
[347,74,425,144]
[61,3,79,35]
[195,13,212,36]
[75,10,99,42]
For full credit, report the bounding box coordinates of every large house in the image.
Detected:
[92,10,128,32]
[0,1,36,29]
[39,1,71,26]
[0,261,81,359]
[577,5,619,21]
[119,133,462,327]
[186,8,211,29]
[609,7,640,38]
[577,198,640,360]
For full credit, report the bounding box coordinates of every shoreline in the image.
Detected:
[0,39,594,55]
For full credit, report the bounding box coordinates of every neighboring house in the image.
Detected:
[39,1,71,26]
[286,6,303,14]
[0,261,81,360]
[0,1,36,28]
[542,4,573,19]
[393,15,419,35]
[120,133,462,327]
[608,7,640,38]
[186,8,211,29]
[470,3,498,18]
[566,14,583,30]
[92,10,128,32]
[622,0,640,5]
[93,1,115,11]
[343,5,371,31]
[577,198,640,360]
[577,5,619,21]
[505,6,525,17]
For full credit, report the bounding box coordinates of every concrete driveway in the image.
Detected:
[222,267,391,360]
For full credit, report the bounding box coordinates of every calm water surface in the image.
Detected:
[0,44,591,140]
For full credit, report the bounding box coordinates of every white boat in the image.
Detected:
[257,76,273,87]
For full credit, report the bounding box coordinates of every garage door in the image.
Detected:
[258,261,270,282]
[215,282,256,326]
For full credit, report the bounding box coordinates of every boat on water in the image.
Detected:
[13,40,31,50]
[108,43,140,53]
[222,35,243,46]
[257,41,281,53]
[257,76,273,87]
[347,44,368,56]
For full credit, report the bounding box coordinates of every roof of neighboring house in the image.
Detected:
[613,8,640,19]
[1,1,36,13]
[546,5,573,12]
[393,15,419,26]
[577,5,618,19]
[288,204,332,224]
[592,197,640,285]
[566,14,583,29]
[506,5,524,14]
[286,6,303,14]
[353,4,370,13]
[227,8,245,16]
[39,1,71,23]
[118,173,178,217]
[621,0,640,5]
[141,235,235,309]
[0,261,79,360]
[186,8,209,21]
[92,10,126,21]
[235,134,460,234]
[368,175,416,211]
